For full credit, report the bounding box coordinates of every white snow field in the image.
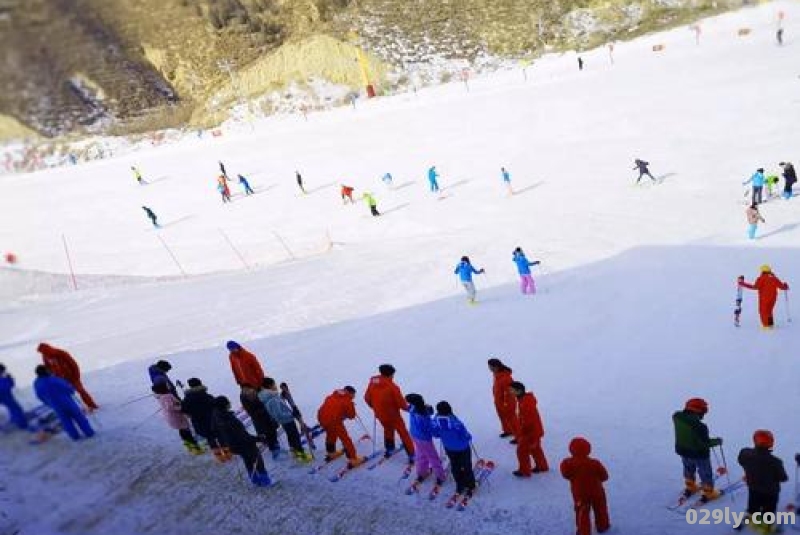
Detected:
[2,3,800,534]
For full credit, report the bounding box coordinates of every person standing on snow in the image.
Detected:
[148,359,179,398]
[512,247,540,295]
[382,172,393,187]
[501,167,513,195]
[735,430,787,532]
[488,358,517,439]
[561,437,611,535]
[317,386,364,468]
[341,184,355,204]
[510,381,549,477]
[152,382,203,454]
[362,191,380,216]
[633,159,655,184]
[364,364,415,462]
[238,174,254,195]
[142,206,159,228]
[428,166,440,193]
[219,161,229,180]
[212,395,272,487]
[432,401,476,498]
[0,364,28,430]
[181,378,218,447]
[296,171,306,194]
[739,265,789,330]
[218,180,232,203]
[227,341,265,389]
[672,397,723,503]
[405,393,447,487]
[454,256,485,304]
[743,168,766,205]
[37,343,98,411]
[780,162,796,199]
[745,204,765,240]
[259,377,312,462]
[33,365,94,441]
[132,166,146,185]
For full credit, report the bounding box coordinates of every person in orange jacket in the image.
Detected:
[37,342,98,410]
[488,358,517,439]
[227,340,265,388]
[317,386,364,468]
[340,184,355,204]
[739,265,790,330]
[364,364,415,461]
[510,381,548,477]
[560,437,611,535]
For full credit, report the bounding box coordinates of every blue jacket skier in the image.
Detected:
[148,360,179,398]
[428,166,440,193]
[513,247,540,295]
[238,174,254,195]
[454,256,485,303]
[33,365,94,440]
[432,401,476,496]
[0,364,28,430]
[501,167,513,194]
[743,168,766,205]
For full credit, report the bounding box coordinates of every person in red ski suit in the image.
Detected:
[560,437,611,535]
[739,265,789,329]
[510,381,548,477]
[364,364,415,460]
[227,340,265,388]
[37,342,98,410]
[317,386,363,466]
[488,358,517,439]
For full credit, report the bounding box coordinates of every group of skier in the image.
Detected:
[452,247,540,304]
[742,162,796,240]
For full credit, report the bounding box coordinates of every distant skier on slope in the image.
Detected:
[317,386,365,468]
[512,247,540,295]
[0,363,28,430]
[364,364,415,462]
[743,168,766,205]
[510,381,549,477]
[735,430,787,532]
[238,174,254,195]
[296,171,306,194]
[633,159,655,184]
[432,401,476,498]
[560,437,611,535]
[148,359,178,398]
[672,397,723,503]
[37,343,98,411]
[779,162,796,199]
[33,365,94,441]
[454,256,485,304]
[739,265,789,330]
[362,191,380,216]
[405,393,447,487]
[501,167,513,195]
[152,381,203,454]
[382,172,393,187]
[218,180,232,203]
[142,206,159,228]
[212,395,272,487]
[341,184,355,204]
[487,358,517,439]
[428,166,440,193]
[745,204,765,240]
[132,166,146,185]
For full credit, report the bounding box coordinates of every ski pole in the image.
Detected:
[718,444,735,503]
[786,291,793,323]
[132,407,163,431]
[373,416,378,455]
[116,393,153,409]
[355,414,376,453]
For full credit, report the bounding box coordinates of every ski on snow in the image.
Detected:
[329,450,384,482]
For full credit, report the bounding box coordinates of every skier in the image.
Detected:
[341,184,355,204]
[739,265,790,330]
[364,364,415,461]
[296,171,306,194]
[512,247,540,295]
[501,167,513,195]
[212,395,272,487]
[37,343,98,411]
[218,180,232,203]
[487,358,517,439]
[142,206,159,228]
[735,430,787,532]
[0,363,28,430]
[578,57,584,71]
[777,27,784,45]
[780,162,796,199]
[765,173,779,199]
[362,191,380,216]
[238,174,254,195]
[382,172,393,187]
[148,359,178,398]
[405,393,447,487]
[560,437,611,535]
[743,168,766,205]
[219,161,229,180]
[317,386,365,468]
[32,365,94,441]
[454,256,485,304]
[745,204,765,240]
[427,166,440,193]
[510,381,549,477]
[432,401,476,498]
[227,340,265,389]
[240,384,282,459]
[132,166,146,185]
[259,377,312,462]
[672,397,723,503]
[180,378,218,447]
[633,159,655,184]
[152,382,203,454]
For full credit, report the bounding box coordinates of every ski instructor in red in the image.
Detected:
[37,342,99,410]
[364,364,415,462]
[739,265,789,330]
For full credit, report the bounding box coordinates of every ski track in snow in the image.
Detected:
[3,3,800,534]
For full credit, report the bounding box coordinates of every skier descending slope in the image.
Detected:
[212,395,272,487]
[739,265,790,330]
[672,398,723,504]
[560,437,611,535]
[428,166,440,193]
[735,430,788,532]
[512,247,540,295]
[142,206,159,229]
[454,256,485,304]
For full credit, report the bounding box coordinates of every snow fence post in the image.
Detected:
[61,234,78,291]
[155,234,187,278]
[218,228,250,271]
[273,231,296,261]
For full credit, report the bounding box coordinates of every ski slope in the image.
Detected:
[2,3,800,534]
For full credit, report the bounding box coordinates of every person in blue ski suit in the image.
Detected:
[33,365,94,440]
[501,167,513,195]
[238,174,254,195]
[743,168,766,205]
[432,401,476,497]
[454,256,485,303]
[428,166,440,193]
[0,364,28,430]
[513,247,540,295]
[148,360,179,399]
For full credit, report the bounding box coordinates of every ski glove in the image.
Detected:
[710,437,722,447]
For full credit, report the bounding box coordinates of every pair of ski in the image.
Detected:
[328,450,385,482]
[444,459,496,511]
[368,447,405,471]
[27,405,61,445]
[667,478,745,513]
[405,475,446,501]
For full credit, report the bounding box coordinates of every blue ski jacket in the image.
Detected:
[428,167,438,182]
[454,261,481,282]
[513,252,540,276]
[408,405,435,441]
[432,414,472,452]
[34,376,81,413]
[258,389,294,425]
[744,171,765,187]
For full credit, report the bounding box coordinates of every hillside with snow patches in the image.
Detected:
[2,3,800,534]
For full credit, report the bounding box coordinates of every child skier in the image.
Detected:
[745,204,765,240]
[341,184,355,204]
[212,395,272,487]
[132,166,145,185]
[743,168,766,205]
[633,159,655,183]
[487,358,517,439]
[432,401,476,498]
[240,385,282,459]
[317,386,364,468]
[181,378,218,447]
[152,382,202,454]
[238,174,254,195]
[382,172,393,187]
[148,359,178,398]
[765,174,779,199]
[780,162,796,199]
[364,364,415,461]
[510,381,549,477]
[142,206,159,228]
[428,166,440,193]
[454,256,485,304]
[0,363,28,430]
[218,180,231,203]
[560,437,611,535]
[37,343,98,411]
[362,191,380,216]
[501,167,513,195]
[739,265,790,330]
[672,397,723,503]
[405,393,447,487]
[735,430,787,532]
[33,365,94,441]
[512,247,540,295]
[259,377,312,462]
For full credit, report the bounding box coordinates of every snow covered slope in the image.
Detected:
[2,3,800,535]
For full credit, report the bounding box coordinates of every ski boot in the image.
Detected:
[682,478,699,499]
[212,447,233,463]
[698,483,721,504]
[347,456,366,469]
[183,441,204,455]
[251,471,272,487]
[324,450,344,463]
[292,449,313,463]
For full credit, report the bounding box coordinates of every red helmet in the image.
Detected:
[684,398,709,415]
[753,429,774,449]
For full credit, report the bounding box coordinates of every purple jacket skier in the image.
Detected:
[406,393,447,486]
